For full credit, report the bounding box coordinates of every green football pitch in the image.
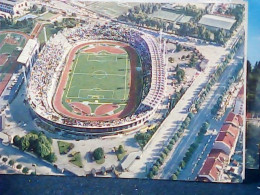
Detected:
[62,49,131,111]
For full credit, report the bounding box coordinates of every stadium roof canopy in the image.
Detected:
[17,39,38,64]
[198,14,236,30]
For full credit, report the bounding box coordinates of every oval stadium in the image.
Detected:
[27,23,166,137]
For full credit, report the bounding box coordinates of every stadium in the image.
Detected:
[27,23,166,136]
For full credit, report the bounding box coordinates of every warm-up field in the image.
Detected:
[0,32,27,96]
[62,43,131,117]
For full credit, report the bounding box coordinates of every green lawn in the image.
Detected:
[0,34,6,43]
[39,12,56,21]
[57,141,74,155]
[62,47,131,112]
[0,33,26,82]
[0,44,17,54]
[150,9,181,22]
[69,152,83,168]
[86,2,140,18]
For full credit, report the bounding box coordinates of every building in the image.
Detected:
[225,112,243,128]
[17,38,40,72]
[198,14,236,33]
[198,149,228,182]
[234,86,244,116]
[0,0,30,18]
[213,124,239,156]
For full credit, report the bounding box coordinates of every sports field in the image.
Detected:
[62,44,131,116]
[86,2,140,18]
[0,32,27,95]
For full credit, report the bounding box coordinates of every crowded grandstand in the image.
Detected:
[27,23,166,136]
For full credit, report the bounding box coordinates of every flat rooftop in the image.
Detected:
[17,39,38,64]
[198,14,236,30]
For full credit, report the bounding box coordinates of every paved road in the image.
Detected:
[157,44,244,179]
[121,36,230,179]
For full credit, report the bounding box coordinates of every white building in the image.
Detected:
[198,14,236,34]
[0,0,30,18]
[233,86,244,116]
[17,38,40,71]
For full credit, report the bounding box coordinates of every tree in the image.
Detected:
[175,44,182,52]
[2,157,8,162]
[16,164,22,169]
[36,134,52,158]
[8,160,15,166]
[22,167,29,174]
[152,165,159,175]
[170,139,175,145]
[32,4,38,11]
[163,148,170,155]
[147,171,154,179]
[180,160,186,168]
[93,147,104,160]
[188,113,194,119]
[13,135,21,147]
[172,173,178,180]
[167,144,173,150]
[160,152,167,160]
[46,152,57,163]
[189,54,196,67]
[41,6,47,13]
[20,136,30,151]
[118,145,125,154]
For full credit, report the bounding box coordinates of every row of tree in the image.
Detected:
[193,36,244,112]
[135,126,158,149]
[171,122,209,180]
[147,113,194,179]
[13,132,57,163]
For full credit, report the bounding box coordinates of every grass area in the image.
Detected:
[86,2,140,18]
[39,12,57,21]
[38,24,60,44]
[57,141,74,155]
[150,9,181,22]
[0,33,26,81]
[0,34,6,43]
[0,44,17,54]
[96,158,105,164]
[69,152,83,168]
[62,45,131,113]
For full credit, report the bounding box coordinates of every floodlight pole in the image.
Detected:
[163,39,166,65]
[22,65,27,86]
[159,29,163,52]
[44,26,47,43]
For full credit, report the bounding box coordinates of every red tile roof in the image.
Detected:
[225,112,241,127]
[208,149,229,163]
[199,150,227,181]
[216,131,237,150]
[220,124,239,137]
